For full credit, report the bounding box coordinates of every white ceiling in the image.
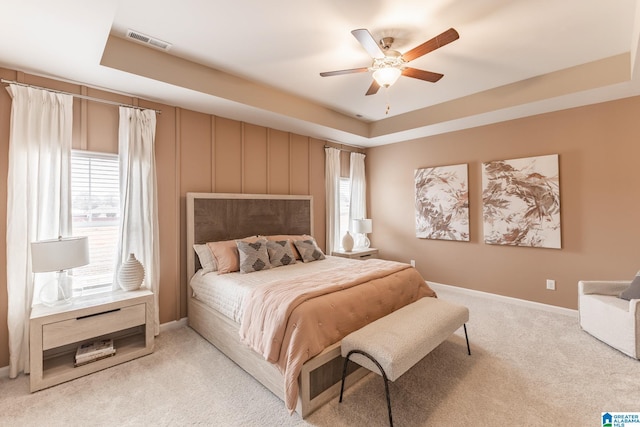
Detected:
[1,0,640,147]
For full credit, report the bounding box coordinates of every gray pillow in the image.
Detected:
[619,271,640,300]
[236,239,271,273]
[266,240,297,267]
[293,239,326,263]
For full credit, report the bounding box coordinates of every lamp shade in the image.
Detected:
[353,219,373,234]
[372,67,401,87]
[31,236,90,273]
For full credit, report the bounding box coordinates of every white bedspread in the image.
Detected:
[189,256,358,323]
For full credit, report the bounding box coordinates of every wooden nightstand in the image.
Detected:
[29,289,154,392]
[331,247,379,260]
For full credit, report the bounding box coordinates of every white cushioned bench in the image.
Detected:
[339,297,470,426]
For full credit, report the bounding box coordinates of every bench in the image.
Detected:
[339,297,470,426]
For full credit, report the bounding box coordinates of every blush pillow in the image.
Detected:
[207,236,260,274]
[619,271,640,301]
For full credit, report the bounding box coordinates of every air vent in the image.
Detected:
[126,29,172,51]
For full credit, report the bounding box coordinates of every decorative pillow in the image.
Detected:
[293,239,326,263]
[193,244,216,273]
[266,240,297,267]
[237,239,272,273]
[619,271,640,300]
[264,235,313,260]
[207,236,260,274]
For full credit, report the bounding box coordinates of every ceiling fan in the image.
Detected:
[320,28,459,96]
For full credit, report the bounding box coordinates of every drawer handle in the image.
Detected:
[360,254,372,258]
[77,308,121,320]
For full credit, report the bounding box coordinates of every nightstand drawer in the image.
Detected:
[42,303,146,350]
[332,248,379,260]
[354,252,377,260]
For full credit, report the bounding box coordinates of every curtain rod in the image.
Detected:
[324,143,365,153]
[1,79,162,114]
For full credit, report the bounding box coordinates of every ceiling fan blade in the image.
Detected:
[402,67,444,83]
[402,28,459,62]
[320,67,369,77]
[365,80,381,96]
[351,29,385,59]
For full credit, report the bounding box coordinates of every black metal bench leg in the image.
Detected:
[463,324,471,355]
[339,350,394,427]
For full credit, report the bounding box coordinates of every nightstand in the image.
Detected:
[29,289,154,392]
[331,247,379,260]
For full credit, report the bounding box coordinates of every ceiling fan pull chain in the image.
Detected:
[385,86,391,115]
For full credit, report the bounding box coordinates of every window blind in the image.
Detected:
[71,150,120,293]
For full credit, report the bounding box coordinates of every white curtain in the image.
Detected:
[115,107,160,335]
[348,152,367,228]
[325,147,341,254]
[5,85,73,378]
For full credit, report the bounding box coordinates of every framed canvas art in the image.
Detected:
[415,163,469,241]
[482,154,561,248]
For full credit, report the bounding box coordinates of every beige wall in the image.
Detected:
[2,62,637,369]
[367,96,640,309]
[0,67,330,369]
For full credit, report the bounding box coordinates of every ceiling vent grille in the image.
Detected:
[125,29,172,51]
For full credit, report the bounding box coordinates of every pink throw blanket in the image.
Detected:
[239,259,436,412]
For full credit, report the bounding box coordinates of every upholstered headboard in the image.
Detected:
[186,193,313,279]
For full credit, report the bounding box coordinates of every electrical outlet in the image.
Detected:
[410,260,416,267]
[546,279,556,290]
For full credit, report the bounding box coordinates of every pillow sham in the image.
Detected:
[193,244,216,273]
[293,239,326,263]
[237,239,272,273]
[207,236,260,274]
[266,240,297,267]
[619,271,640,301]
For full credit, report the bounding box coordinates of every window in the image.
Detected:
[71,150,120,295]
[339,177,351,247]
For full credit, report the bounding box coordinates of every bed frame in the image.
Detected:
[186,192,367,418]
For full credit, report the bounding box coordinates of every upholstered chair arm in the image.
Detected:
[578,280,631,296]
[631,298,640,316]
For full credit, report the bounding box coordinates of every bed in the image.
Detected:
[186,192,436,417]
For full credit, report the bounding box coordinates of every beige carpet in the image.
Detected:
[1,287,638,426]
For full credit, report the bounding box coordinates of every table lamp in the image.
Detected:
[353,219,372,249]
[31,236,90,306]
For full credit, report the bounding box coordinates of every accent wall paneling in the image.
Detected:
[214,117,242,193]
[268,129,290,194]
[290,133,310,195]
[0,66,331,370]
[0,67,11,369]
[243,123,268,194]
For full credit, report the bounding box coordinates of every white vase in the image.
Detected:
[118,253,145,291]
[341,231,354,252]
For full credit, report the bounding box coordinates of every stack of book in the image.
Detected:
[74,339,116,367]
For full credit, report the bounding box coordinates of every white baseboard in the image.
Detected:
[0,365,8,378]
[159,317,188,333]
[428,281,578,318]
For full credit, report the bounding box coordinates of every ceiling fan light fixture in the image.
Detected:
[372,67,402,87]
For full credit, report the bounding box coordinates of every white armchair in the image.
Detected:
[578,280,640,359]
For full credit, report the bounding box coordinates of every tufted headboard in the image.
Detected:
[186,193,313,279]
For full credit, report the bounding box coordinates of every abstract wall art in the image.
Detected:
[415,163,469,241]
[482,154,561,248]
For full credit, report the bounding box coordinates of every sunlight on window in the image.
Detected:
[71,150,119,295]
